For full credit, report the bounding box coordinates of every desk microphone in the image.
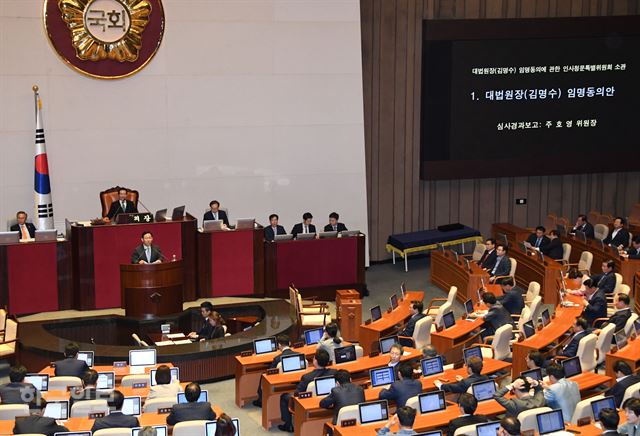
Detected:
[137,199,152,214]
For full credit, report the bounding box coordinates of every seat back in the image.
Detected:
[622,381,640,405]
[625,313,639,336]
[413,316,433,350]
[70,399,109,418]
[571,395,604,424]
[472,241,486,262]
[4,318,18,342]
[0,404,29,420]
[447,286,458,305]
[618,284,631,296]
[0,308,7,332]
[453,424,479,436]
[143,397,176,413]
[556,217,569,228]
[525,281,540,304]
[49,376,82,391]
[598,213,614,225]
[94,429,136,436]
[529,296,543,324]
[99,186,139,218]
[405,395,419,411]
[509,258,517,277]
[596,323,616,365]
[433,302,452,327]
[172,420,210,436]
[517,407,553,433]
[517,306,532,332]
[336,404,360,425]
[355,345,364,359]
[587,211,600,225]
[577,333,598,372]
[562,243,571,263]
[594,224,609,241]
[120,374,150,387]
[544,214,557,232]
[578,251,593,273]
[614,273,623,294]
[492,324,513,361]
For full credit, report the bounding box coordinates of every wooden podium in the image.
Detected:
[120,261,184,318]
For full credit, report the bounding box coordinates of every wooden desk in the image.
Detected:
[260,348,422,430]
[358,291,424,355]
[635,271,640,314]
[606,336,640,380]
[40,364,174,384]
[430,250,491,304]
[431,317,484,364]
[492,223,531,246]
[42,383,189,402]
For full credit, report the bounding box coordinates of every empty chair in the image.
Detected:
[413,316,433,350]
[172,420,210,436]
[425,286,457,317]
[0,404,29,420]
[595,323,616,365]
[143,397,175,413]
[94,429,135,436]
[354,345,364,359]
[621,381,640,406]
[0,318,18,359]
[70,399,109,418]
[561,243,571,264]
[295,292,329,328]
[571,395,604,424]
[131,333,149,347]
[517,407,553,433]
[594,224,609,241]
[470,242,486,262]
[614,273,623,294]
[587,211,600,225]
[120,374,150,387]
[524,282,541,306]
[483,324,512,361]
[529,295,543,324]
[336,404,360,425]
[49,376,82,391]
[566,251,593,275]
[576,333,598,372]
[429,301,452,331]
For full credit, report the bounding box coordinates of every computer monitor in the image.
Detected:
[171,206,185,220]
[35,229,57,242]
[370,306,382,322]
[97,372,115,390]
[203,220,223,232]
[44,400,69,420]
[420,356,444,377]
[562,356,582,378]
[0,231,19,245]
[281,353,307,373]
[369,367,395,388]
[236,218,255,230]
[537,251,545,262]
[177,390,208,404]
[129,349,156,367]
[522,320,536,339]
[340,230,360,237]
[379,335,399,354]
[389,294,399,310]
[77,351,94,367]
[25,373,49,392]
[253,337,277,355]
[442,311,455,329]
[334,345,357,364]
[415,432,443,436]
[536,409,565,435]
[304,328,324,346]
[519,242,528,253]
[498,233,509,247]
[297,232,316,240]
[476,421,501,436]
[520,368,543,382]
[591,396,616,421]
[464,299,474,315]
[397,336,415,348]
[150,367,180,386]
[314,376,337,396]
[319,231,338,239]
[541,309,551,327]
[471,380,496,402]
[274,234,293,241]
[358,400,389,425]
[132,426,168,436]
[400,282,407,300]
[615,329,628,350]
[122,396,141,416]
[417,391,446,414]
[155,209,167,222]
[205,418,240,436]
[463,346,483,363]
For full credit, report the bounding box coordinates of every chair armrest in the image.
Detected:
[458,331,484,349]
[553,355,569,362]
[483,336,494,344]
[493,275,512,281]
[592,318,609,328]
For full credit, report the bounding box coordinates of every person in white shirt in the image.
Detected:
[145,365,182,403]
[317,322,344,363]
[618,398,640,436]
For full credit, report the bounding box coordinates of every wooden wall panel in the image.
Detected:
[361,0,640,261]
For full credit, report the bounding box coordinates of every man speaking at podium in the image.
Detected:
[131,231,163,264]
[106,188,138,221]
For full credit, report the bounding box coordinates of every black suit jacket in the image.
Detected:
[605,308,632,333]
[166,402,216,425]
[14,415,68,436]
[526,233,550,249]
[497,287,525,316]
[296,368,337,393]
[559,330,590,357]
[319,383,365,424]
[483,302,514,337]
[91,412,139,432]
[131,244,163,264]
[593,272,616,294]
[605,373,640,407]
[447,414,489,436]
[605,228,630,248]
[203,210,229,227]
[490,255,511,278]
[379,378,423,408]
[628,247,640,259]
[441,373,488,394]
[53,358,90,378]
[323,223,348,232]
[106,199,138,220]
[291,223,317,237]
[400,313,426,337]
[264,225,286,242]
[207,325,225,340]
[270,348,296,369]
[572,222,595,239]
[0,382,38,404]
[10,222,36,239]
[196,319,214,340]
[582,289,607,326]
[541,238,564,260]
[478,249,497,269]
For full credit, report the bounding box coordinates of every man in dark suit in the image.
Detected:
[489,245,511,283]
[556,317,591,358]
[623,236,640,259]
[53,342,89,378]
[541,230,564,260]
[526,226,550,250]
[166,382,216,425]
[105,188,138,220]
[203,200,229,227]
[605,361,640,407]
[254,335,295,407]
[600,407,623,435]
[604,217,630,248]
[264,214,286,241]
[446,393,489,436]
[323,212,348,233]
[0,365,39,405]
[131,231,163,264]
[70,369,100,407]
[187,302,214,340]
[435,356,487,394]
[279,349,336,432]
[571,214,595,239]
[592,260,617,294]
[472,292,514,338]
[399,301,426,337]
[291,212,316,237]
[10,211,36,240]
[497,277,525,316]
[13,399,69,436]
[478,238,497,269]
[379,363,422,408]
[596,293,632,338]
[91,390,139,431]
[581,279,607,327]
[320,369,365,425]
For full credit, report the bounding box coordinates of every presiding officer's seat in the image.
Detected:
[99,186,139,218]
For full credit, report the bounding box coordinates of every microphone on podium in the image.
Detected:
[137,199,153,214]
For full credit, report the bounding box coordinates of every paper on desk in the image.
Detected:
[76,221,92,227]
[155,341,174,346]
[167,333,185,339]
[172,339,192,345]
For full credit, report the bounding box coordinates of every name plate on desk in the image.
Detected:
[89,412,106,419]
[298,391,312,399]
[116,213,154,224]
[266,368,279,375]
[132,382,147,389]
[158,407,172,414]
[340,419,356,427]
[113,361,127,368]
[240,351,253,357]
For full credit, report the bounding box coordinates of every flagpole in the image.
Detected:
[32,85,54,230]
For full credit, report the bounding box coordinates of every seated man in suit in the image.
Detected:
[264,214,286,241]
[599,407,622,435]
[91,390,139,431]
[69,369,100,406]
[595,293,632,339]
[555,317,591,359]
[203,200,229,227]
[526,226,550,250]
[387,343,403,368]
[0,365,39,405]
[323,212,348,232]
[377,406,417,436]
[399,300,426,337]
[131,231,163,264]
[541,230,564,260]
[10,211,36,240]
[279,349,336,432]
[526,350,547,377]
[187,301,214,340]
[581,279,607,327]
[320,369,365,425]
[13,398,69,436]
[447,393,489,436]
[435,356,487,393]
[166,382,216,425]
[622,236,640,259]
[497,277,524,316]
[105,188,138,221]
[571,214,595,239]
[604,217,631,248]
[53,342,90,377]
[605,361,640,408]
[499,416,521,436]
[253,335,294,407]
[494,376,545,417]
[291,212,316,237]
[618,398,640,436]
[489,244,511,283]
[379,363,422,408]
[478,238,498,269]
[471,292,513,338]
[537,363,580,422]
[591,260,617,295]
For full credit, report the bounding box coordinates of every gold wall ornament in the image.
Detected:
[58,0,151,62]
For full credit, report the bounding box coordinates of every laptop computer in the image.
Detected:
[281,353,307,373]
[420,356,444,377]
[203,220,224,232]
[129,349,156,373]
[463,346,483,363]
[415,432,443,436]
[522,320,536,339]
[132,426,168,436]
[541,309,551,327]
[334,345,357,364]
[177,390,208,404]
[274,234,294,241]
[562,356,582,378]
[44,400,69,420]
[590,396,616,421]
[358,400,389,425]
[304,328,324,345]
[464,299,474,315]
[379,335,399,354]
[25,373,49,392]
[319,231,338,239]
[296,232,316,240]
[155,209,167,222]
[536,409,566,435]
[389,294,399,310]
[476,421,501,436]
[0,231,19,244]
[35,229,57,242]
[370,367,395,388]
[370,306,382,322]
[171,206,185,220]
[97,371,115,390]
[417,391,446,414]
[253,337,277,355]
[77,351,94,367]
[236,218,255,230]
[121,396,142,416]
[313,376,337,396]
[442,311,455,329]
[471,379,496,401]
[340,230,359,237]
